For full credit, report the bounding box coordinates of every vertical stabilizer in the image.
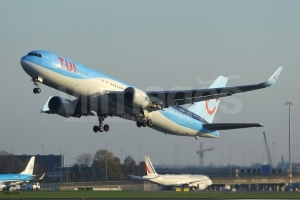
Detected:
[187,76,228,123]
[20,156,35,175]
[145,156,158,175]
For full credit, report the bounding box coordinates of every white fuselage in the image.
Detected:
[145,174,212,188]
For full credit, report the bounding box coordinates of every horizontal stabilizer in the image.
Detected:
[129,175,143,180]
[129,174,159,180]
[203,123,263,130]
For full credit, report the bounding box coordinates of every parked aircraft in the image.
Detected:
[285,182,300,191]
[130,156,212,190]
[0,156,35,187]
[20,50,283,138]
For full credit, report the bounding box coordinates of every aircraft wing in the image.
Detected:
[129,175,143,180]
[129,175,159,180]
[88,67,282,115]
[146,67,283,108]
[203,123,263,130]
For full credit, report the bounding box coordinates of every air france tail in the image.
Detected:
[20,156,35,175]
[145,156,158,175]
[187,76,228,123]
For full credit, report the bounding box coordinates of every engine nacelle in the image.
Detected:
[47,96,77,117]
[123,87,152,109]
[189,182,207,190]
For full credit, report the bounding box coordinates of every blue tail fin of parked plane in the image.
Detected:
[187,76,228,123]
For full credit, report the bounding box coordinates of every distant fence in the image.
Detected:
[40,183,60,190]
[41,181,158,191]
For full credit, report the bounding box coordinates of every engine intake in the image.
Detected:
[123,87,151,109]
[48,96,77,117]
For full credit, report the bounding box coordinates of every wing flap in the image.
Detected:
[203,123,263,130]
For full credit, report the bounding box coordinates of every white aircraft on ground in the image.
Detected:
[20,50,283,139]
[130,156,212,190]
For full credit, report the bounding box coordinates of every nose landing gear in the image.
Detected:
[32,77,42,94]
[33,88,41,94]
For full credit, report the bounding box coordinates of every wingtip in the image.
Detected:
[262,66,283,87]
[258,123,264,127]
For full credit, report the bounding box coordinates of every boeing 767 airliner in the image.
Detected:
[20,50,283,139]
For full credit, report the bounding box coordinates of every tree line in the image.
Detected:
[69,149,146,182]
[0,149,146,182]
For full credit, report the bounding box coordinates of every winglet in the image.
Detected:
[262,67,283,87]
[39,173,45,180]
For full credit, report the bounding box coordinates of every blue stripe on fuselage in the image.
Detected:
[21,50,133,87]
[0,174,33,181]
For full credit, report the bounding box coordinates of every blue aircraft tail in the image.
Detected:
[187,76,228,123]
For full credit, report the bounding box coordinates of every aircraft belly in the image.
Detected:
[150,111,197,136]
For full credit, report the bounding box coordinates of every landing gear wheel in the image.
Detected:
[142,121,147,127]
[147,119,153,127]
[104,124,110,132]
[136,121,141,128]
[99,125,104,132]
[93,126,99,133]
[33,88,41,94]
[32,77,41,94]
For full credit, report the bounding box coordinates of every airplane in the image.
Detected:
[285,181,300,191]
[20,50,283,139]
[0,156,36,188]
[130,156,212,190]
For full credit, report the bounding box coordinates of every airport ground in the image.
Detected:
[1,190,300,199]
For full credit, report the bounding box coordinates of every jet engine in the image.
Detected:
[189,182,207,190]
[47,96,78,117]
[123,87,152,109]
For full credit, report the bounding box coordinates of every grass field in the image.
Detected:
[0,191,299,199]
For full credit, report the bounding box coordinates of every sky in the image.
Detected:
[1,0,300,168]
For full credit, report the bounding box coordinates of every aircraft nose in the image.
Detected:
[20,55,35,77]
[20,55,29,69]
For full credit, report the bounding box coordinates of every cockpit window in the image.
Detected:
[27,52,42,57]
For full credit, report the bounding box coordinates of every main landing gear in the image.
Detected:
[32,77,41,94]
[93,116,110,133]
[136,119,153,128]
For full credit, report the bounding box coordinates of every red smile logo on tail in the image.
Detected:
[205,99,219,115]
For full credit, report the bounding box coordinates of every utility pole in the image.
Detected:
[173,143,177,167]
[272,143,276,167]
[229,144,231,179]
[105,140,109,181]
[285,102,293,186]
[138,147,141,176]
[120,149,124,164]
[158,146,161,166]
[297,144,299,164]
[60,149,62,184]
